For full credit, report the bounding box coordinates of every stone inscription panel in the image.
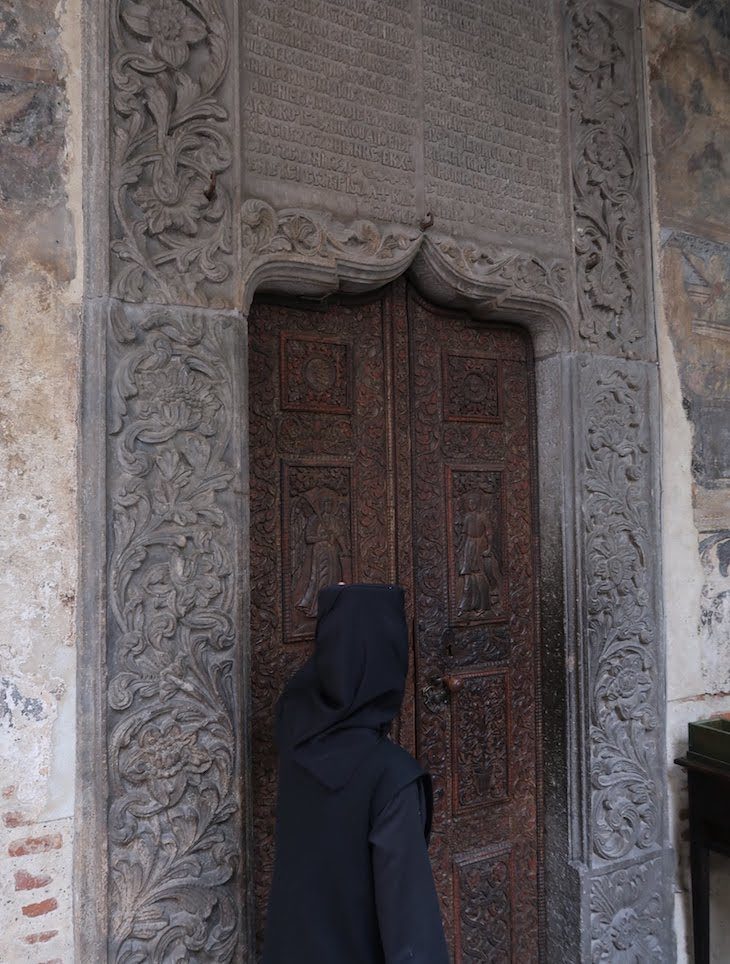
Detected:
[423,0,564,242]
[243,0,419,223]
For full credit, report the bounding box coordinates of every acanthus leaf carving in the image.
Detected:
[110,0,234,306]
[107,303,241,962]
[436,237,570,304]
[582,363,661,863]
[567,0,647,354]
[241,199,420,265]
[590,859,664,963]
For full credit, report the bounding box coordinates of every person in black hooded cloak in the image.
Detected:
[263,582,449,964]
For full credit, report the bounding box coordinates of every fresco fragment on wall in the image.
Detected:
[650,0,730,239]
[666,232,730,341]
[649,0,730,518]
[699,530,730,693]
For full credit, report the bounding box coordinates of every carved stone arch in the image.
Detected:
[239,200,575,359]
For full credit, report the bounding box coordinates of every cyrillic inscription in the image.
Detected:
[243,0,419,224]
[423,0,564,242]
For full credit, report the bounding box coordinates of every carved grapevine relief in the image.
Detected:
[107,304,240,961]
[110,0,234,305]
[581,363,660,863]
[567,0,647,353]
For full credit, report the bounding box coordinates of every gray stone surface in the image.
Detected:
[243,0,420,225]
[423,0,565,245]
[79,0,674,959]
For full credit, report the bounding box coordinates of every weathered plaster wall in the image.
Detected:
[647,1,730,959]
[0,0,81,958]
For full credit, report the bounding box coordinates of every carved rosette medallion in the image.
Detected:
[580,360,661,866]
[107,304,241,961]
[110,0,234,305]
[567,0,649,355]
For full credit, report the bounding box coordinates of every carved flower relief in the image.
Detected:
[602,653,656,725]
[150,446,227,527]
[569,2,614,85]
[122,0,206,67]
[121,719,212,807]
[586,253,632,318]
[588,412,644,473]
[135,169,210,237]
[584,130,634,196]
[143,533,225,619]
[510,259,550,292]
[590,529,641,601]
[591,866,662,963]
[138,359,222,438]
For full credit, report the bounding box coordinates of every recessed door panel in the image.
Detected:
[249,282,541,961]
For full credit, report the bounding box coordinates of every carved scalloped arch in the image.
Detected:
[239,200,576,358]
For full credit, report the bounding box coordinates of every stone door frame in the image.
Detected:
[76,0,675,960]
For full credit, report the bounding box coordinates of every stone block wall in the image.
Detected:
[0,0,81,959]
[647,1,730,959]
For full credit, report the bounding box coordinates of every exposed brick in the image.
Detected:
[38,959,62,964]
[22,897,58,918]
[2,784,16,798]
[15,868,52,890]
[8,833,62,856]
[24,930,58,944]
[3,809,31,827]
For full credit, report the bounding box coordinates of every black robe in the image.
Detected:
[263,583,448,964]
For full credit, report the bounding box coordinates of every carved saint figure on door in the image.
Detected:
[456,489,502,617]
[292,489,349,618]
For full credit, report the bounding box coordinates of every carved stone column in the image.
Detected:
[104,303,248,961]
[79,0,246,957]
[567,0,674,959]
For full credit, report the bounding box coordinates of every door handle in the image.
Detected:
[422,675,463,712]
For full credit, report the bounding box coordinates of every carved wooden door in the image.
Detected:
[249,282,542,961]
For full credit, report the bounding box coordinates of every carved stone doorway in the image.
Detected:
[248,280,542,961]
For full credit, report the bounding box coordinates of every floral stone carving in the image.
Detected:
[581,362,661,863]
[107,303,241,961]
[590,859,664,962]
[110,0,234,305]
[241,199,420,270]
[436,238,570,304]
[568,0,648,354]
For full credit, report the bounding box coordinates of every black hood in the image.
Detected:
[275,583,409,790]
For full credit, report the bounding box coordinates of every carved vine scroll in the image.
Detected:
[580,360,661,865]
[106,304,242,962]
[110,0,234,306]
[567,0,649,355]
[436,238,570,305]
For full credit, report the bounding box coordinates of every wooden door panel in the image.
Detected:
[408,289,540,962]
[249,298,397,953]
[249,285,541,961]
[450,670,510,814]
